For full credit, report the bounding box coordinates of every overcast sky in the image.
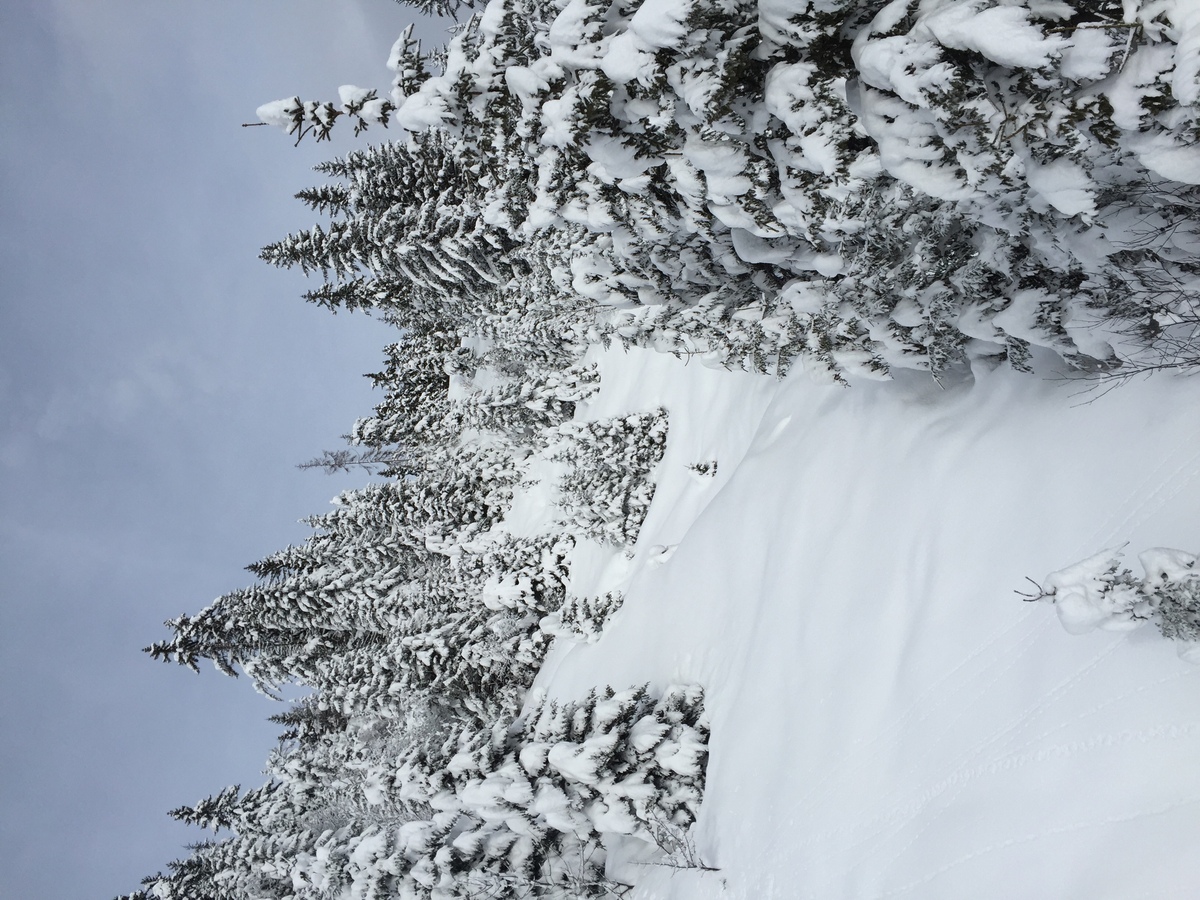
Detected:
[0,2,447,897]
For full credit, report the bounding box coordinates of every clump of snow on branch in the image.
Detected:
[256,87,394,144]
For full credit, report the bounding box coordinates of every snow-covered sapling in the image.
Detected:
[1030,546,1200,659]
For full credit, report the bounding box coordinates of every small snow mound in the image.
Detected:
[1024,156,1096,218]
[647,544,677,566]
[1179,642,1200,664]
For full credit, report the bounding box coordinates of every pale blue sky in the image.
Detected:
[0,2,445,896]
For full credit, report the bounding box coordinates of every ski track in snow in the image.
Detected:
[1099,442,1200,547]
[859,641,1126,885]
[537,346,1200,900]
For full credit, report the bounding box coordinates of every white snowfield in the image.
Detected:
[529,347,1200,899]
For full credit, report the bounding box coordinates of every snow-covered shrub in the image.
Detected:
[1033,546,1200,657]
[551,409,669,546]
[1156,578,1200,643]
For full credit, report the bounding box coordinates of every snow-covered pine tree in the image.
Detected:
[256,0,1200,382]
[389,684,710,899]
[541,590,625,644]
[132,742,404,900]
[261,131,518,317]
[551,409,669,547]
[130,781,316,900]
[266,126,602,462]
[350,324,461,452]
[1034,545,1200,651]
[320,532,575,724]
[146,442,520,702]
[126,684,709,900]
[445,360,601,443]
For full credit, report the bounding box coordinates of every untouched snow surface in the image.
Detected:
[534,348,1200,899]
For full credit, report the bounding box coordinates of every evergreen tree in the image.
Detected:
[551,409,670,547]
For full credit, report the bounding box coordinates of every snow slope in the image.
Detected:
[538,348,1200,899]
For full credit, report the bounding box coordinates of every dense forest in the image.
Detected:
[127,1,1200,898]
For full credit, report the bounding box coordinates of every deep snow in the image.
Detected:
[534,347,1200,899]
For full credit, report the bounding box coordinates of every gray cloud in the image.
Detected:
[1,2,446,897]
